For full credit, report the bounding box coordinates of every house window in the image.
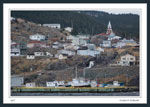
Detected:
[130,58,134,60]
[122,58,126,60]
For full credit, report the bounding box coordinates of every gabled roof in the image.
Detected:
[96,33,109,36]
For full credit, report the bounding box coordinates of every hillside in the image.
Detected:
[11,11,139,40]
[11,12,140,87]
[11,18,67,43]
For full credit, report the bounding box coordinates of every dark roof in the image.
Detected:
[78,46,88,50]
[62,54,68,56]
[96,33,109,36]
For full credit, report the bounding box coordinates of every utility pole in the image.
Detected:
[104,73,107,83]
[75,65,77,79]
[126,74,129,86]
[83,68,87,80]
[83,68,85,79]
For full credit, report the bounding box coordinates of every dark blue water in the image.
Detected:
[11,92,139,96]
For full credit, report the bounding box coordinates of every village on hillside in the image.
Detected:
[11,16,139,92]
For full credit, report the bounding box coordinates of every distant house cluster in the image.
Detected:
[11,20,138,66]
[97,21,138,48]
[11,27,103,59]
[11,18,139,91]
[11,75,124,88]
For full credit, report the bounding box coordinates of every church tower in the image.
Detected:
[106,21,113,35]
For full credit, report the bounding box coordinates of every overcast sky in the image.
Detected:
[99,9,140,15]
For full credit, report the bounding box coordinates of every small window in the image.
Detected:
[123,58,126,60]
[130,58,134,60]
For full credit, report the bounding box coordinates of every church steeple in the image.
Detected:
[106,21,113,35]
[108,21,112,29]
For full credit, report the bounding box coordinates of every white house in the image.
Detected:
[120,38,137,46]
[118,54,136,66]
[46,81,65,87]
[58,49,76,56]
[26,54,35,59]
[46,81,58,87]
[63,44,79,50]
[67,35,88,46]
[100,40,111,48]
[77,50,100,57]
[26,82,36,87]
[34,52,45,56]
[66,35,76,40]
[107,33,121,41]
[87,44,96,50]
[65,27,73,32]
[58,81,65,86]
[52,41,62,49]
[11,48,20,56]
[96,47,104,52]
[115,41,126,48]
[34,51,52,57]
[43,24,61,29]
[29,33,46,41]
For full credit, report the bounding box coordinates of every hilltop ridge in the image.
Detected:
[11,11,139,40]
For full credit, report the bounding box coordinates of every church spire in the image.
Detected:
[106,21,113,35]
[108,21,112,29]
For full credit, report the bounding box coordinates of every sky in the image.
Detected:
[99,9,140,15]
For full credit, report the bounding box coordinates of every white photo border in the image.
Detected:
[3,3,147,104]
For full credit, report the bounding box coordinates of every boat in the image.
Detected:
[71,78,91,87]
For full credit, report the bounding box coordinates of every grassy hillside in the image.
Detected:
[11,18,66,43]
[11,11,139,39]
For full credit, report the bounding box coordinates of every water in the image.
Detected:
[11,92,139,96]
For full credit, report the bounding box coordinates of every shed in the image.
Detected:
[11,75,24,87]
[26,82,36,87]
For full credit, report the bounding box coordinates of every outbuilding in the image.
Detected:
[29,33,46,41]
[26,82,36,87]
[11,75,24,87]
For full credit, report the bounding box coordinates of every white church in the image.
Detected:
[106,21,121,40]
